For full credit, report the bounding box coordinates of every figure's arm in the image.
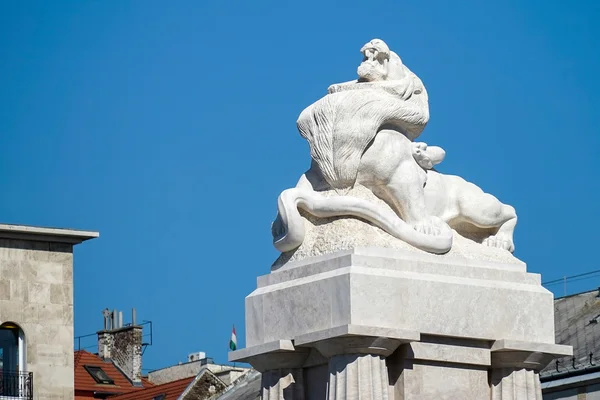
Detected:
[329,77,421,101]
[327,80,359,94]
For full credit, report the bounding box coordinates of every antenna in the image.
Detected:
[102,308,111,330]
[112,309,118,329]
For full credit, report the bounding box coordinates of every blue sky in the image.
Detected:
[1,0,599,371]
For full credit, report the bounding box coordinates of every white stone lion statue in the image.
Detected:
[271,39,517,256]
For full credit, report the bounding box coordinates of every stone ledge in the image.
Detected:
[294,324,420,347]
[262,247,534,289]
[491,340,573,371]
[229,340,296,363]
[294,324,420,358]
[491,339,573,357]
[228,340,310,372]
[0,223,99,244]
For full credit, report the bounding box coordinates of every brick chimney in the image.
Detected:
[97,308,143,385]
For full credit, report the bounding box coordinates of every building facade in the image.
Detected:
[542,288,600,399]
[0,223,97,399]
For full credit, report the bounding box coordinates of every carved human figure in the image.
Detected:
[295,39,438,231]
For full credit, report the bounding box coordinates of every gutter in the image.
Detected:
[541,368,600,392]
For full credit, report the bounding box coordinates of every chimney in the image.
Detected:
[97,308,143,385]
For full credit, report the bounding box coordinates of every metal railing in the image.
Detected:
[0,371,33,399]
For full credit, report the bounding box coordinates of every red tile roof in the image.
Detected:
[74,350,147,394]
[109,376,194,400]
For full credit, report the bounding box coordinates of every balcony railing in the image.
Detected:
[0,371,33,400]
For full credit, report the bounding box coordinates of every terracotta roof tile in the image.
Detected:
[141,377,154,387]
[74,350,146,394]
[109,376,194,400]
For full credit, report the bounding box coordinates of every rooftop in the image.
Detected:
[110,376,194,400]
[74,350,151,395]
[215,370,260,400]
[541,288,600,380]
[0,223,99,244]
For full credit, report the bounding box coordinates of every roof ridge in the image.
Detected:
[109,376,196,400]
[151,375,199,387]
[177,368,224,400]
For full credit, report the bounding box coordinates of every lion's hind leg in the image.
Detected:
[455,183,517,252]
[482,208,517,252]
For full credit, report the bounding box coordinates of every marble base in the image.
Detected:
[230,248,572,399]
[247,247,554,346]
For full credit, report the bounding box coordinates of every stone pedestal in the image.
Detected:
[230,247,572,399]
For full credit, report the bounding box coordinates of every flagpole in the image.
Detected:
[230,324,236,368]
[233,323,236,368]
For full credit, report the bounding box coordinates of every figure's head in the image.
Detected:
[357,39,407,82]
[357,39,390,82]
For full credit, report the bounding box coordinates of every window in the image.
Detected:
[0,322,29,398]
[84,365,114,385]
[152,394,166,400]
[0,323,24,373]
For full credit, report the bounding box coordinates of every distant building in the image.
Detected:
[110,372,226,400]
[148,352,250,386]
[74,309,252,399]
[74,350,151,399]
[541,288,600,399]
[0,223,97,400]
[214,370,260,400]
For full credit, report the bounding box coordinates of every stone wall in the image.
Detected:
[181,371,227,400]
[0,238,75,400]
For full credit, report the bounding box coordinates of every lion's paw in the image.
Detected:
[482,236,514,252]
[412,217,445,237]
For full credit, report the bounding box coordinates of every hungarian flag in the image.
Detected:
[229,325,237,351]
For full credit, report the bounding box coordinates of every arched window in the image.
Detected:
[0,322,29,398]
[0,322,25,373]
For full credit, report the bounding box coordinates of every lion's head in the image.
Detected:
[357,39,407,82]
[412,143,446,170]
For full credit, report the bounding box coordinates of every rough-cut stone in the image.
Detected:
[50,283,73,305]
[28,282,51,304]
[98,326,143,383]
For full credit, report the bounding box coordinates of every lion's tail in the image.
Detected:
[272,187,453,254]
